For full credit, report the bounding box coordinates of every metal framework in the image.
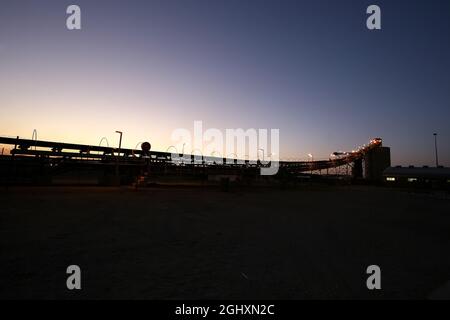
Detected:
[0,136,383,184]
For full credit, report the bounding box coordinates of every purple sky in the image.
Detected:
[0,0,449,165]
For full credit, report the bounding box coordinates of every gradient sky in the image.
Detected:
[0,0,449,165]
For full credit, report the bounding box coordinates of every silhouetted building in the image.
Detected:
[352,158,363,179]
[364,147,391,181]
[383,166,450,189]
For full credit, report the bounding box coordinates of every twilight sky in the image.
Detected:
[0,0,449,165]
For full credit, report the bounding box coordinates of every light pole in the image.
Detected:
[258,148,265,162]
[433,133,439,167]
[99,137,109,148]
[227,153,238,165]
[32,129,38,150]
[211,151,220,164]
[115,131,123,156]
[308,153,313,175]
[166,145,177,153]
[114,131,123,185]
[211,150,220,159]
[192,149,203,165]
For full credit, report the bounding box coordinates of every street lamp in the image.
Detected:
[114,131,123,185]
[32,129,38,151]
[115,131,123,156]
[166,145,178,153]
[227,153,238,165]
[99,137,109,148]
[211,150,220,159]
[211,151,221,164]
[433,133,439,167]
[258,148,265,162]
[308,153,314,175]
[191,148,203,164]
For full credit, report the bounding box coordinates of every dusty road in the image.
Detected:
[1,185,449,299]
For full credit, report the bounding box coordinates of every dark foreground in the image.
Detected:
[1,185,449,299]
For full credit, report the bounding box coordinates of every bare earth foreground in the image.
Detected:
[1,185,449,299]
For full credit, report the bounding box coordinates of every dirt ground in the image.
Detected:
[1,185,449,299]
